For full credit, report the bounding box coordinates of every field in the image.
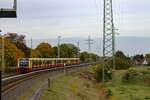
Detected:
[40,66,150,100]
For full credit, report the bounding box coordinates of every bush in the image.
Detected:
[114,58,133,70]
[94,64,112,83]
[122,68,150,85]
[107,57,132,70]
[106,89,113,98]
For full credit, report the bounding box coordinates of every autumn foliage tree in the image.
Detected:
[0,37,24,68]
[6,33,30,57]
[30,49,42,58]
[36,42,53,58]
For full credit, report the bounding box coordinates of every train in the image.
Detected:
[18,58,80,73]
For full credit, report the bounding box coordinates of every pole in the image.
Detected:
[48,78,51,88]
[77,42,80,58]
[85,36,93,63]
[112,24,115,70]
[102,0,106,82]
[31,38,33,49]
[13,0,17,10]
[2,35,5,75]
[57,35,61,58]
[103,0,115,82]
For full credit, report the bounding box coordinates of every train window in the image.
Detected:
[49,60,51,64]
[19,59,29,68]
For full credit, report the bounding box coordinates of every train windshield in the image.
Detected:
[19,59,29,68]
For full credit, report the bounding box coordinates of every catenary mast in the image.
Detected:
[102,0,115,82]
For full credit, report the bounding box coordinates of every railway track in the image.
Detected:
[2,67,62,95]
[1,63,96,100]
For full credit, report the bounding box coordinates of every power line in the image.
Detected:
[57,35,61,58]
[31,38,33,49]
[77,41,80,58]
[85,35,94,63]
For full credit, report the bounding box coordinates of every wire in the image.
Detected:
[93,0,101,56]
[93,0,101,27]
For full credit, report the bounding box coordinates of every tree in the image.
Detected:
[0,37,24,68]
[36,42,53,58]
[30,49,42,58]
[145,53,150,58]
[115,50,127,59]
[145,53,150,65]
[59,43,80,58]
[90,53,100,62]
[6,33,30,57]
[79,52,100,63]
[114,58,132,70]
[108,50,133,70]
[52,46,58,58]
[79,52,89,62]
[133,54,144,61]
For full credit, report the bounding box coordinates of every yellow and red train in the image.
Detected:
[18,58,80,73]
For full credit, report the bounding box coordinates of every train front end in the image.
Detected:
[18,58,30,73]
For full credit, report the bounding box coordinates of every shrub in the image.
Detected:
[106,89,113,98]
[108,57,133,70]
[122,68,150,85]
[94,64,112,82]
[115,58,132,70]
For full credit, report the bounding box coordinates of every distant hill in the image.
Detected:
[26,36,150,56]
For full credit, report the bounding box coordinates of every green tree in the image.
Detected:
[133,54,144,62]
[115,50,127,59]
[145,53,150,58]
[79,52,100,63]
[36,42,53,58]
[52,46,57,58]
[114,58,132,70]
[145,53,150,65]
[108,50,133,70]
[59,43,79,58]
[79,52,89,63]
[90,53,100,62]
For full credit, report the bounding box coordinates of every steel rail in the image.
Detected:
[1,63,97,95]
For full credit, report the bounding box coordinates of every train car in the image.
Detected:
[18,58,80,73]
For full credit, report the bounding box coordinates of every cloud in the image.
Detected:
[0,0,150,39]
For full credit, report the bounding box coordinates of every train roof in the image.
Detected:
[19,58,80,60]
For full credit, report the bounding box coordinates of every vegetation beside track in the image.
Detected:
[101,66,150,100]
[41,66,100,100]
[41,65,150,100]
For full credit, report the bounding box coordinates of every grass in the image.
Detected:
[41,67,100,100]
[18,71,65,100]
[104,66,150,100]
[40,66,150,100]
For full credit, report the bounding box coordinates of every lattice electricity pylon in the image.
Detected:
[102,0,115,82]
[0,0,17,18]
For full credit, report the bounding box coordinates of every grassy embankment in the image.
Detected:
[41,66,150,100]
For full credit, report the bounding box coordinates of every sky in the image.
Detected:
[25,37,150,56]
[0,0,150,39]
